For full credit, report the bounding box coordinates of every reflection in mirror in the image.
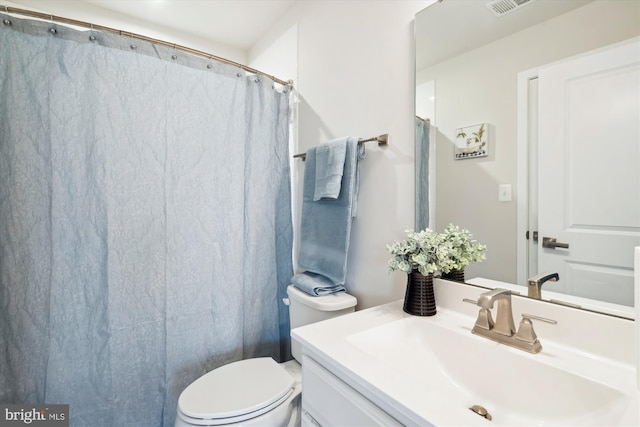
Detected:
[415,0,639,317]
[415,116,430,231]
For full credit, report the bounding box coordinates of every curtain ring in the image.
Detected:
[48,14,57,34]
[129,33,136,50]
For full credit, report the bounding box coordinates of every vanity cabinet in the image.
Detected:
[301,355,403,427]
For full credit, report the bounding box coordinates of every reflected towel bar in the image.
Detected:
[293,134,389,161]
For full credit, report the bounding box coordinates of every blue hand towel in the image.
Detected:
[291,272,346,296]
[296,137,365,287]
[313,138,347,201]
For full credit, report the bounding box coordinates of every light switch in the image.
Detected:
[498,184,512,202]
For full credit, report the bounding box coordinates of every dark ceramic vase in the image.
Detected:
[441,269,465,283]
[403,270,436,316]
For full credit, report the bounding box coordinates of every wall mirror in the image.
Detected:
[415,0,639,318]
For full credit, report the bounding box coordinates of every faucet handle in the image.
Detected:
[475,308,495,330]
[463,298,495,331]
[514,314,557,352]
[520,313,557,325]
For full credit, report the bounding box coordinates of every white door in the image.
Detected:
[537,38,640,306]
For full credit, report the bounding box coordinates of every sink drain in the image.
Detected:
[469,404,492,421]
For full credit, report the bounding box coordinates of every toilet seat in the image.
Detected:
[177,358,295,425]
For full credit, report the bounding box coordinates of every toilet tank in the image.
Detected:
[286,285,357,362]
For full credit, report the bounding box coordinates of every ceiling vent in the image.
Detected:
[486,0,536,17]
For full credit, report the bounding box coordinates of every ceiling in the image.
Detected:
[4,0,299,51]
[5,0,597,69]
[415,0,593,70]
[84,0,298,50]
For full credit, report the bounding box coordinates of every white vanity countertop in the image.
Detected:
[291,279,639,426]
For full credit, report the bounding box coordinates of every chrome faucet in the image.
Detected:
[466,288,557,354]
[527,272,559,299]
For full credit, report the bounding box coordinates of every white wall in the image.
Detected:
[417,0,640,284]
[256,1,432,309]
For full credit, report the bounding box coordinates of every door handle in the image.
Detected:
[542,237,569,249]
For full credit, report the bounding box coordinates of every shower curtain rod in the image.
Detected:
[1,5,292,87]
[293,134,389,161]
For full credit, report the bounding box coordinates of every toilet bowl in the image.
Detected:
[175,285,357,427]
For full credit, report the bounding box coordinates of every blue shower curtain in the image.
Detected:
[0,13,293,427]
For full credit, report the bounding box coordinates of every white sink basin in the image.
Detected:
[292,280,638,426]
[347,311,630,426]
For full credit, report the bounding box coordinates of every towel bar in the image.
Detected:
[293,134,389,161]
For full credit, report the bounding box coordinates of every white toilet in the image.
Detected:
[175,285,357,427]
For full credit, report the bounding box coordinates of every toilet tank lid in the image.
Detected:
[287,285,357,311]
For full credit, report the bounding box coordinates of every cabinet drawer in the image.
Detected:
[302,355,403,426]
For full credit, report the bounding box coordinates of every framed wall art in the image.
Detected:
[454,123,488,160]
